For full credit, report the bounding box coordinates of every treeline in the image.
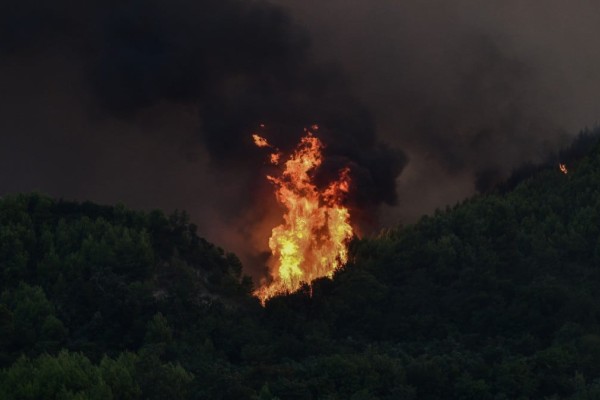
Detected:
[478,127,600,193]
[3,129,600,398]
[0,196,254,398]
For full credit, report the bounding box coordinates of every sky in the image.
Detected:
[0,0,599,278]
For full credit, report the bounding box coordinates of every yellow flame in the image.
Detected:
[253,131,353,303]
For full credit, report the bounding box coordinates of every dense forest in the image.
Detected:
[3,128,600,399]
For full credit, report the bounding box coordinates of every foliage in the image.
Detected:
[2,129,600,398]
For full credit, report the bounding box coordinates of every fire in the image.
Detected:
[253,133,282,165]
[559,163,568,174]
[253,134,270,148]
[269,152,281,165]
[254,129,353,303]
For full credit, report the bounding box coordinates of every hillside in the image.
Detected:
[3,131,600,399]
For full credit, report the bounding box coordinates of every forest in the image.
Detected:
[2,129,600,399]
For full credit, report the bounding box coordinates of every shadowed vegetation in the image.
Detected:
[3,129,600,399]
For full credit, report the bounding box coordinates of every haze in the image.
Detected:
[0,0,598,278]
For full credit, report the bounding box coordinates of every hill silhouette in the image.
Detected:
[2,129,600,399]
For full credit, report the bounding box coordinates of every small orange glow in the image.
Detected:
[559,163,568,175]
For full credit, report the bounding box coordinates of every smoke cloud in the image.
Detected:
[0,0,599,278]
[0,0,405,278]
[274,0,600,220]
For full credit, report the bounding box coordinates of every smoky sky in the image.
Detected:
[275,0,600,221]
[0,0,599,278]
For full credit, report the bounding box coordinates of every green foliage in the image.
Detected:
[99,353,141,400]
[0,351,112,400]
[2,131,600,398]
[0,283,67,357]
[0,350,194,400]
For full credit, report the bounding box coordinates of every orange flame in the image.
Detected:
[270,152,281,165]
[559,163,568,174]
[253,134,270,148]
[254,130,353,303]
[253,133,281,165]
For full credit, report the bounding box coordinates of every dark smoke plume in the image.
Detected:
[2,0,600,278]
[276,0,600,222]
[0,0,403,194]
[0,0,405,277]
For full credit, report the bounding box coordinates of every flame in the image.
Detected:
[269,152,281,165]
[559,163,568,174]
[253,134,270,148]
[253,133,281,165]
[254,130,353,303]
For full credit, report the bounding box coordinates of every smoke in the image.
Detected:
[1,0,599,278]
[0,0,405,278]
[275,0,600,220]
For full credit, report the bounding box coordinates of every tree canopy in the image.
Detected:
[2,129,600,399]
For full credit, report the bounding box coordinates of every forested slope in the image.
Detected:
[3,130,600,399]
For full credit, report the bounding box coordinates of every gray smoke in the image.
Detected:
[276,0,600,220]
[0,0,599,278]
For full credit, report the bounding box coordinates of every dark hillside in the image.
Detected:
[3,130,600,399]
